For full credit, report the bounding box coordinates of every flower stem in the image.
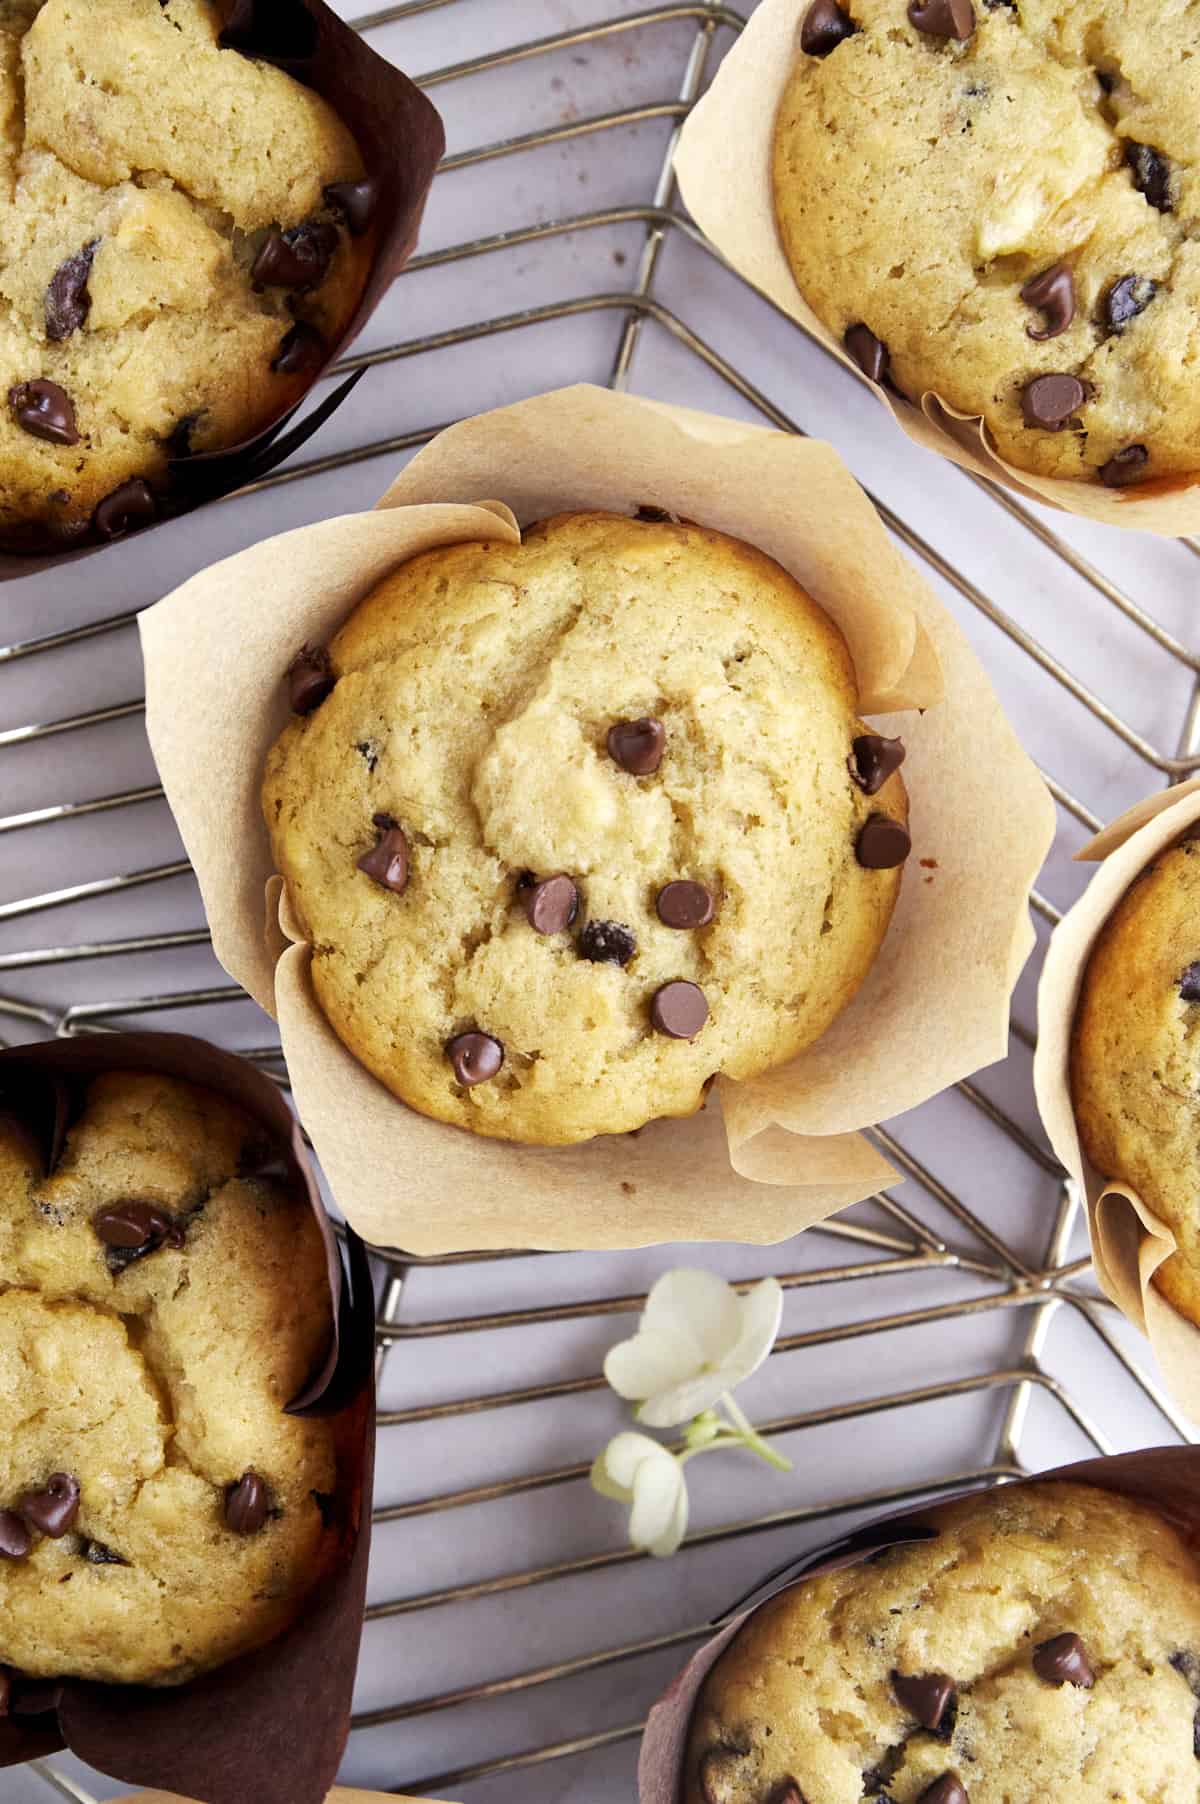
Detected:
[678,1434,746,1467]
[720,1391,793,1472]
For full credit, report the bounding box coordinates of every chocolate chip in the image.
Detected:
[1193,1705,1200,1761]
[1021,264,1075,341]
[356,739,380,772]
[1033,1631,1094,1688]
[82,1539,127,1566]
[917,1779,968,1804]
[579,920,637,965]
[272,321,326,377]
[45,241,98,341]
[357,819,409,893]
[93,478,156,540]
[1100,444,1149,488]
[908,0,974,39]
[252,221,339,289]
[697,1742,749,1804]
[636,504,681,523]
[850,733,906,796]
[1126,142,1173,212]
[800,0,856,55]
[523,874,579,934]
[766,1784,805,1804]
[446,1031,504,1086]
[1021,373,1086,430]
[856,814,912,869]
[18,1474,79,1539]
[324,179,378,237]
[1179,963,1200,1002]
[1103,274,1157,334]
[0,1512,31,1560]
[8,380,79,445]
[891,1670,956,1732]
[225,1471,270,1535]
[607,716,665,774]
[845,323,889,383]
[656,880,715,929]
[166,411,204,459]
[92,1201,184,1270]
[286,643,335,714]
[650,980,709,1038]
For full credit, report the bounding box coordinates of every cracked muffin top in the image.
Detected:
[773,0,1200,488]
[0,1070,337,1686]
[685,1480,1200,1804]
[261,510,911,1147]
[0,0,371,550]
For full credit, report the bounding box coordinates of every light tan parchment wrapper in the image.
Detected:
[140,384,1054,1254]
[673,0,1200,536]
[1035,776,1200,1422]
[117,1792,457,1803]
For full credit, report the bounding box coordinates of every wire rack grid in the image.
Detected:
[3,0,1200,1799]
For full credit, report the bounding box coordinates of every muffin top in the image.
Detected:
[773,0,1200,488]
[1070,828,1200,1327]
[686,1480,1200,1804]
[0,1070,337,1687]
[262,510,910,1146]
[0,0,369,548]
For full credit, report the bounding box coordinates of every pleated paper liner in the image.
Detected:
[672,0,1200,536]
[1034,776,1200,1427]
[140,384,1054,1255]
[0,1033,377,1804]
[0,0,444,575]
[638,1445,1200,1800]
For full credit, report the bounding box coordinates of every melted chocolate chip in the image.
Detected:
[856,814,912,869]
[8,380,79,445]
[636,504,682,523]
[1126,142,1173,212]
[908,0,974,39]
[1021,373,1086,430]
[579,920,636,965]
[656,880,715,929]
[45,241,98,341]
[607,716,665,774]
[917,1779,968,1804]
[1099,444,1149,488]
[697,1742,749,1804]
[1193,1705,1200,1761]
[850,733,905,796]
[446,1031,504,1086]
[523,874,579,934]
[93,1201,184,1270]
[252,221,340,290]
[166,411,205,459]
[82,1539,128,1566]
[225,1471,270,1535]
[286,643,336,714]
[766,1784,805,1804]
[272,321,326,377]
[1179,963,1200,1002]
[18,1473,79,1539]
[845,323,889,383]
[800,0,856,55]
[0,1512,31,1560]
[357,817,409,893]
[1032,1631,1094,1688]
[324,179,378,237]
[1021,264,1075,341]
[650,980,709,1039]
[891,1670,956,1732]
[93,479,156,540]
[1103,274,1157,333]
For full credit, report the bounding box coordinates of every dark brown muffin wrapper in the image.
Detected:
[637,1445,1200,1801]
[0,1031,377,1804]
[0,0,445,573]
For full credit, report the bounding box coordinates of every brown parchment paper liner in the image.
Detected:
[140,384,1054,1254]
[1034,776,1200,1423]
[0,0,444,577]
[639,1445,1200,1801]
[0,1032,377,1804]
[673,0,1200,537]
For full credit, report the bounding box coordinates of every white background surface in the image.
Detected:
[2,1,1198,1800]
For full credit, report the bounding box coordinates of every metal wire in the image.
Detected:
[7,0,1198,1798]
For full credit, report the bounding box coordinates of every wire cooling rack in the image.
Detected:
[5,1,1200,1799]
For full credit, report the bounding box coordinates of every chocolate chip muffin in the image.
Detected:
[1070,827,1200,1328]
[773,0,1200,488]
[0,0,372,550]
[0,1069,338,1685]
[262,510,911,1147]
[685,1481,1200,1804]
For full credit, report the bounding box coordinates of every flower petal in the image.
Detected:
[627,1447,686,1553]
[723,1276,785,1390]
[632,1369,733,1427]
[648,1471,690,1558]
[589,1444,632,1504]
[599,1430,668,1492]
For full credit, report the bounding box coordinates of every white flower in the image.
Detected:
[590,1431,689,1557]
[603,1268,784,1428]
